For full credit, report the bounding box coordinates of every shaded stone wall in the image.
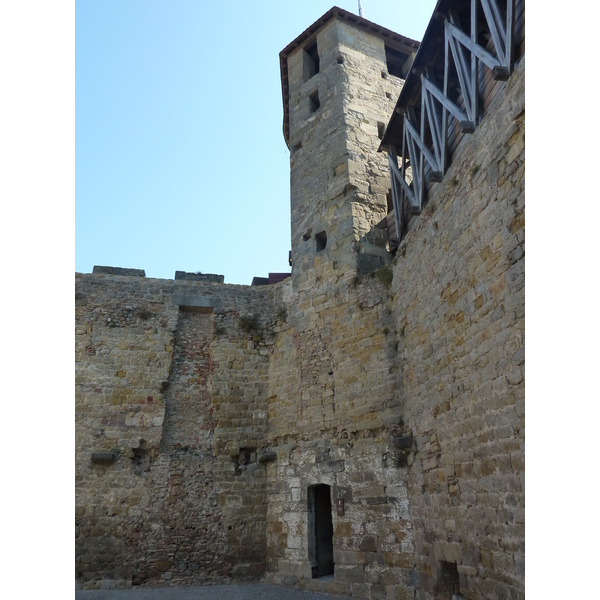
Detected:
[75,275,276,589]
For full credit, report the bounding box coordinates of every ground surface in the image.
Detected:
[75,583,347,600]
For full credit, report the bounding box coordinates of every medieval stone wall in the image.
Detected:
[75,275,277,588]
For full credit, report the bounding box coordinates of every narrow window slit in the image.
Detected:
[316,231,327,252]
[309,90,320,114]
[303,42,320,81]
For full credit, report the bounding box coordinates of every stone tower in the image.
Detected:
[279,7,419,288]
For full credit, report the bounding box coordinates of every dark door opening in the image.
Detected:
[308,484,334,578]
[437,560,460,599]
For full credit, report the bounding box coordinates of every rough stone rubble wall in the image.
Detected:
[75,276,277,588]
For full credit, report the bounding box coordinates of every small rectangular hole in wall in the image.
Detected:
[316,231,327,252]
[309,90,320,114]
[386,189,393,213]
[438,561,460,598]
[377,122,386,140]
[303,41,320,81]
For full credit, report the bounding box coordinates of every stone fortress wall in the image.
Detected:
[76,7,524,600]
[76,277,278,586]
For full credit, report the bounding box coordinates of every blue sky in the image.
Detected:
[76,1,438,284]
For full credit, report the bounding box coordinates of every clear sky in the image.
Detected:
[76,0,439,284]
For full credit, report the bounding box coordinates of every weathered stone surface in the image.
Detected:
[76,275,276,587]
[93,266,145,277]
[174,271,225,283]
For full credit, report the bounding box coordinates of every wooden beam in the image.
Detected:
[447,20,501,71]
[404,120,421,208]
[389,148,417,209]
[406,109,424,210]
[400,128,409,238]
[446,18,473,120]
[442,32,449,173]
[492,66,510,80]
[471,0,480,126]
[423,79,444,170]
[481,0,506,64]
[388,147,403,240]
[421,75,473,130]
[406,103,441,173]
[506,0,515,73]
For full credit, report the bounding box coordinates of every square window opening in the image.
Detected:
[377,122,386,140]
[385,45,410,78]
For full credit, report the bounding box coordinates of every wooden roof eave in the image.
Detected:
[380,0,477,150]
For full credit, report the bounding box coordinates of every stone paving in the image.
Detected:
[76,583,347,600]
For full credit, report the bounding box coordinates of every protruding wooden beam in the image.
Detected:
[492,66,510,80]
